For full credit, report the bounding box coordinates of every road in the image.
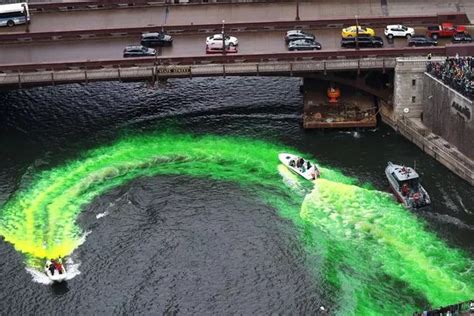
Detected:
[0,27,453,65]
[0,0,473,34]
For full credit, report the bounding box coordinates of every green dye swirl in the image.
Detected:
[0,132,472,314]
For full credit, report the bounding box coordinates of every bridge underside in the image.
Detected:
[301,71,393,129]
[0,60,395,129]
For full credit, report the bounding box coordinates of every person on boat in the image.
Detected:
[401,183,409,196]
[306,161,311,169]
[412,192,422,207]
[54,259,64,274]
[50,258,64,274]
[289,159,295,167]
[47,259,56,275]
[296,158,304,168]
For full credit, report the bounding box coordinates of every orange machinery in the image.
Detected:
[327,87,341,103]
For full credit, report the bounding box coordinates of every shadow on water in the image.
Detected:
[50,282,69,296]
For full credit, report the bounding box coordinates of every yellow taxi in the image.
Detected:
[341,26,375,38]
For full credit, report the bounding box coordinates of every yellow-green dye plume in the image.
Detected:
[0,131,472,314]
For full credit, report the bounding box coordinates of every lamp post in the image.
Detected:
[222,19,226,55]
[162,5,170,33]
[22,3,29,33]
[295,0,300,21]
[355,15,359,50]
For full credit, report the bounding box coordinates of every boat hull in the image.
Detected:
[385,162,431,209]
[45,261,67,283]
[45,269,67,283]
[278,153,319,181]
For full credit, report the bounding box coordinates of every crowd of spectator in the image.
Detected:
[426,56,474,100]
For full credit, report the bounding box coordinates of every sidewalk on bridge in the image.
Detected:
[1,0,472,34]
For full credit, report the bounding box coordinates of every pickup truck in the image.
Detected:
[426,23,466,40]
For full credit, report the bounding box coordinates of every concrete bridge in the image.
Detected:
[0,0,473,184]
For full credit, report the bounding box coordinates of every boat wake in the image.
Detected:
[96,211,110,219]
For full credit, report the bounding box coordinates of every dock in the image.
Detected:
[303,85,377,129]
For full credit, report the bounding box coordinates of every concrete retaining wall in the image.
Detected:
[381,113,474,186]
[423,73,474,159]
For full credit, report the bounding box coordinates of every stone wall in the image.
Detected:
[393,57,443,119]
[423,73,474,159]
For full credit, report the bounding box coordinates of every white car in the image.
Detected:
[206,33,238,47]
[384,24,415,39]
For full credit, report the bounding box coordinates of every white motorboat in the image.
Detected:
[278,153,320,181]
[45,259,67,283]
[385,161,431,209]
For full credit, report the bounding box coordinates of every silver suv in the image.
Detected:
[123,45,156,58]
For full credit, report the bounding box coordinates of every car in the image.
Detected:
[288,39,321,51]
[427,23,465,40]
[205,41,238,54]
[284,30,316,43]
[340,36,384,48]
[206,33,238,47]
[407,35,437,47]
[123,45,156,57]
[452,31,472,43]
[140,32,173,47]
[384,24,415,39]
[341,26,375,38]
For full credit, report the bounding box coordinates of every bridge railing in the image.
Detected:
[0,56,400,88]
[25,0,474,28]
[0,47,448,73]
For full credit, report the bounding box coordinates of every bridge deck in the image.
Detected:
[1,0,473,34]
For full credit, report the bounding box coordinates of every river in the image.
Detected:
[0,77,472,315]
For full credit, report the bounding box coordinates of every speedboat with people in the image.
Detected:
[45,257,67,283]
[278,153,320,180]
[385,161,431,209]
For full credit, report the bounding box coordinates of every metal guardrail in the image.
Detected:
[0,13,470,44]
[27,0,298,12]
[0,47,450,73]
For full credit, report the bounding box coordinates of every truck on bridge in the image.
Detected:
[426,22,466,40]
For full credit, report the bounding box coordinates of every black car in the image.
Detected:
[288,39,322,51]
[123,45,156,58]
[452,32,472,43]
[285,30,316,43]
[408,35,438,47]
[340,36,384,48]
[140,32,173,47]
